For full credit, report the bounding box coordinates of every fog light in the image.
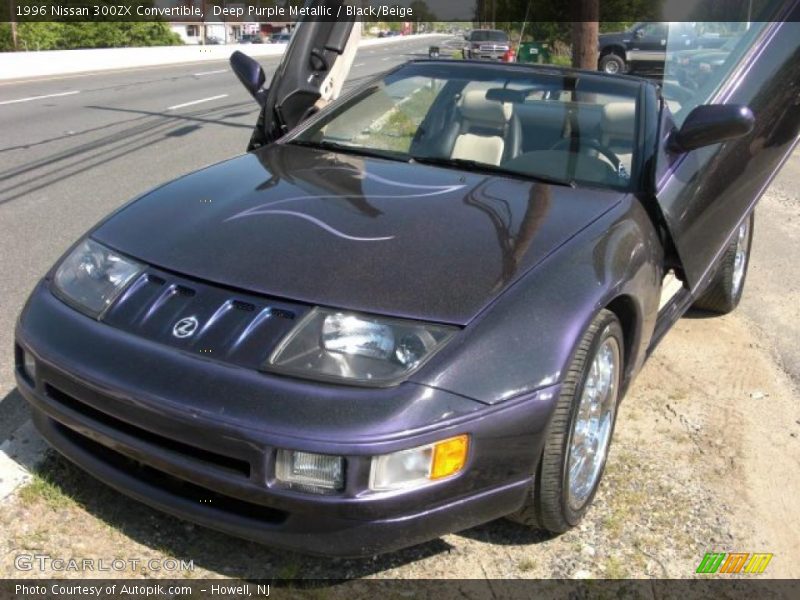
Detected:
[22,350,36,382]
[369,435,469,492]
[275,449,344,493]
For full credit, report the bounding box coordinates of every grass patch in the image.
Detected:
[275,560,302,580]
[517,557,536,572]
[17,472,73,510]
[546,55,572,67]
[604,556,630,578]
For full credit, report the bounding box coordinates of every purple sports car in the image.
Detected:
[14,14,800,556]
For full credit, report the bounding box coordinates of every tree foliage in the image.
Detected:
[0,22,182,52]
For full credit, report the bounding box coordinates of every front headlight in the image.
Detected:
[266,308,457,385]
[53,239,144,318]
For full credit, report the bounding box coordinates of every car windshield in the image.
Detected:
[471,31,509,42]
[290,63,642,190]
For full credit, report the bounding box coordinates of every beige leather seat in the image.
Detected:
[600,101,636,172]
[451,90,513,165]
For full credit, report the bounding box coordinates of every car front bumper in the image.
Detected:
[15,283,560,557]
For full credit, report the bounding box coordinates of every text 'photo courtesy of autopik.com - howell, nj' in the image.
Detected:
[1,0,800,598]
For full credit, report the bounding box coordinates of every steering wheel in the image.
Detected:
[550,138,621,172]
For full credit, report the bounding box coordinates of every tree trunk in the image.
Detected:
[10,0,18,50]
[571,0,599,70]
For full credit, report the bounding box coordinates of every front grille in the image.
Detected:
[101,267,307,372]
[56,422,287,524]
[44,383,251,479]
[479,44,508,52]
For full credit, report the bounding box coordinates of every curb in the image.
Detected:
[0,420,49,502]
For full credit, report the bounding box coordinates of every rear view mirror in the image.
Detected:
[671,104,754,152]
[485,88,527,104]
[230,51,267,104]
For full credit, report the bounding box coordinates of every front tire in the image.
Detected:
[599,53,625,74]
[692,212,754,315]
[510,309,624,533]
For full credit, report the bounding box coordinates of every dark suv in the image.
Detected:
[463,29,510,60]
[598,22,697,74]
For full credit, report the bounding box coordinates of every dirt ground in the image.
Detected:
[1,192,798,581]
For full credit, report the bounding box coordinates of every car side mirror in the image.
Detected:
[670,104,754,152]
[230,51,267,105]
[634,29,645,39]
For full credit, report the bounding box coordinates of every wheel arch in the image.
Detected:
[603,294,642,395]
[600,45,626,60]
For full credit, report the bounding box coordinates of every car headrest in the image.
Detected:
[601,101,636,140]
[458,90,512,129]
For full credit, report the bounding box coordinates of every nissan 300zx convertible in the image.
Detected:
[14,15,800,557]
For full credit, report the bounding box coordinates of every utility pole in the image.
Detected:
[201,0,206,45]
[223,0,228,44]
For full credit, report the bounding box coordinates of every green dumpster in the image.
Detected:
[518,42,552,64]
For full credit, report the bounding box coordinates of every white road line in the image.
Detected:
[382,57,392,61]
[0,90,79,106]
[194,69,228,77]
[167,94,228,111]
[354,63,365,67]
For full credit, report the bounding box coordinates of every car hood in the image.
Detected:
[93,144,623,324]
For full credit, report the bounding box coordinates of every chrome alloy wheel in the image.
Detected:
[567,335,621,511]
[604,61,620,74]
[732,220,750,297]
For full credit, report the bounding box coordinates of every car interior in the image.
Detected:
[302,71,640,190]
[413,85,636,187]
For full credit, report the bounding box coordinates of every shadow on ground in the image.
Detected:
[27,452,548,581]
[0,101,257,207]
[0,388,30,443]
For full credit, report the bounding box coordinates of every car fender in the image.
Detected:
[410,195,663,405]
[601,44,627,61]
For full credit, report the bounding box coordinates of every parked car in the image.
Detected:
[270,32,292,44]
[673,36,740,90]
[15,14,800,558]
[463,29,510,60]
[204,36,223,45]
[239,34,264,44]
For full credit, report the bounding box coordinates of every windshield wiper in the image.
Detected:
[409,156,575,188]
[288,139,409,163]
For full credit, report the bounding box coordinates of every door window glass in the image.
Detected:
[320,76,445,153]
[662,21,769,126]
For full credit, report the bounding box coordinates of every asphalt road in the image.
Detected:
[0,36,447,442]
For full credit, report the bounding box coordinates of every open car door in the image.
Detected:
[654,13,800,292]
[230,1,360,150]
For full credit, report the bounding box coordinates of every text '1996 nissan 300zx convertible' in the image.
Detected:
[14,8,800,557]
